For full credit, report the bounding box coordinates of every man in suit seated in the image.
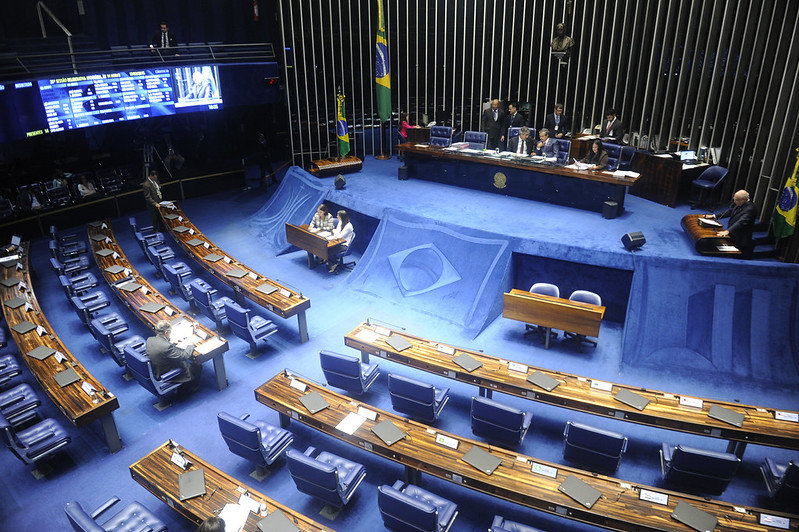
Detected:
[600,108,626,143]
[544,103,571,138]
[535,128,560,158]
[146,320,202,392]
[507,126,533,156]
[705,189,757,259]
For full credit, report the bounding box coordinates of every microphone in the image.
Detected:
[275,278,303,298]
[442,342,483,354]
[283,367,326,387]
[366,317,406,331]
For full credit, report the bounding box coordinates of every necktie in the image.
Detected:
[162,32,167,48]
[518,140,525,154]
[555,115,560,125]
[606,120,612,135]
[493,110,497,121]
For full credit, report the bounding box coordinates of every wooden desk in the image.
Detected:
[130,442,332,531]
[503,289,605,348]
[158,203,312,343]
[309,155,362,177]
[406,127,430,144]
[285,223,345,267]
[0,244,121,452]
[343,321,799,454]
[87,221,230,390]
[256,372,798,532]
[681,214,743,257]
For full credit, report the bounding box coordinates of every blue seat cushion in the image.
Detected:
[316,450,365,491]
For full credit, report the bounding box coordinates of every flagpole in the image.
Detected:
[375,0,392,160]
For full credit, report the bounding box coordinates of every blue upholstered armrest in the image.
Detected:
[91,496,121,520]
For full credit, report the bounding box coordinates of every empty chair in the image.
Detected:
[285,445,366,508]
[760,458,799,510]
[377,480,458,532]
[0,383,41,427]
[689,165,729,210]
[563,421,627,473]
[145,244,175,276]
[619,145,636,170]
[64,496,168,532]
[217,411,293,480]
[49,225,82,247]
[0,412,71,467]
[163,263,199,302]
[90,313,129,354]
[562,290,602,351]
[429,126,453,147]
[128,216,156,237]
[49,239,85,261]
[490,515,545,532]
[59,273,99,298]
[660,443,740,495]
[524,282,560,349]
[189,279,235,329]
[471,396,533,447]
[604,143,621,171]
[463,130,488,150]
[70,291,110,326]
[555,139,571,164]
[0,354,22,388]
[50,256,90,276]
[388,373,450,423]
[320,350,379,394]
[223,300,278,356]
[124,344,184,410]
[134,230,165,256]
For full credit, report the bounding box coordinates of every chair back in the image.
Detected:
[490,515,546,532]
[471,396,530,446]
[286,449,341,503]
[217,411,266,466]
[665,444,740,494]
[64,501,105,532]
[604,143,621,171]
[507,127,521,139]
[569,290,601,306]
[530,282,559,298]
[388,373,438,421]
[463,130,488,149]
[378,484,438,532]
[189,279,216,318]
[124,346,179,398]
[556,139,571,164]
[696,165,728,186]
[619,146,636,169]
[563,421,627,472]
[223,300,250,340]
[429,126,453,147]
[320,350,364,392]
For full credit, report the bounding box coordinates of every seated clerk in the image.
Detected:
[507,126,534,156]
[580,139,608,170]
[327,210,354,273]
[535,128,560,157]
[398,112,418,140]
[308,203,335,234]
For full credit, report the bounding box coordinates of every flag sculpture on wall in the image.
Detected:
[375,0,391,122]
[772,147,799,240]
[336,92,350,157]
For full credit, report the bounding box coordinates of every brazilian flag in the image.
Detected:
[336,92,350,157]
[772,172,798,240]
[375,0,391,122]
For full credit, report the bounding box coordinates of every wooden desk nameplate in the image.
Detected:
[158,203,311,343]
[130,441,332,531]
[0,243,121,452]
[681,214,743,257]
[256,372,798,532]
[343,321,799,452]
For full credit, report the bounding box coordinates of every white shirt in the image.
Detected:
[331,222,354,247]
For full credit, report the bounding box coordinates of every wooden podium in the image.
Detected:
[309,155,362,177]
[681,214,743,257]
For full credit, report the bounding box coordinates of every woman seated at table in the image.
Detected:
[308,203,335,234]
[580,139,608,170]
[398,112,418,140]
[327,210,354,273]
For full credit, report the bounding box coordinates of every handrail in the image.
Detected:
[36,1,76,74]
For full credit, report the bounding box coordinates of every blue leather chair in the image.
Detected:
[0,354,22,388]
[124,344,184,410]
[145,244,176,276]
[159,259,191,284]
[604,143,621,171]
[463,130,488,149]
[90,313,130,361]
[286,445,366,508]
[377,480,458,532]
[50,225,87,253]
[429,126,453,147]
[320,350,379,394]
[556,139,571,164]
[490,515,545,532]
[59,273,99,298]
[0,383,41,427]
[64,497,167,532]
[761,458,799,510]
[563,290,602,350]
[660,443,740,495]
[690,165,728,210]
[524,282,560,348]
[388,373,450,423]
[563,421,627,473]
[163,262,198,302]
[508,127,536,141]
[70,291,110,326]
[223,300,278,356]
[619,145,636,170]
[217,411,293,480]
[0,412,71,466]
[471,396,533,447]
[49,239,85,261]
[134,230,165,256]
[189,279,235,330]
[128,216,156,237]
[330,232,356,274]
[50,256,90,276]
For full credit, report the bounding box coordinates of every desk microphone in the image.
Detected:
[275,278,303,298]
[283,367,325,386]
[366,317,406,331]
[445,342,484,354]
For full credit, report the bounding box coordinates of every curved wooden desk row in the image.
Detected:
[343,322,799,453]
[256,372,797,532]
[157,203,312,343]
[86,220,230,391]
[681,214,743,257]
[130,441,331,532]
[0,243,121,452]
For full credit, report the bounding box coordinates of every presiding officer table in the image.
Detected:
[397,143,640,215]
[256,371,798,532]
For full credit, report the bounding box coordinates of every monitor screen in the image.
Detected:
[680,150,696,161]
[172,65,223,112]
[0,81,50,141]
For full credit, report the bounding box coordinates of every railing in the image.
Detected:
[36,1,76,74]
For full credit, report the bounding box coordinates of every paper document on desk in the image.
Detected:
[572,161,591,170]
[356,328,379,343]
[698,217,722,228]
[717,245,739,252]
[196,336,225,355]
[218,503,250,532]
[336,412,366,435]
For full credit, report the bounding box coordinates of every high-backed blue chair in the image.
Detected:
[90,313,131,363]
[0,354,22,388]
[604,143,621,171]
[129,216,156,237]
[217,411,293,480]
[0,412,71,467]
[660,443,740,495]
[563,421,628,473]
[134,230,165,256]
[223,300,278,356]
[429,126,453,147]
[378,480,458,532]
[761,458,799,510]
[0,383,41,427]
[463,130,488,149]
[50,256,90,276]
[124,344,183,410]
[523,282,560,348]
[70,291,110,326]
[320,350,379,394]
[471,396,533,447]
[59,273,99,298]
[388,373,450,423]
[145,244,175,277]
[490,515,546,532]
[64,497,168,532]
[508,127,536,141]
[189,279,235,330]
[163,262,197,302]
[563,290,602,351]
[285,445,366,508]
[619,145,636,170]
[556,139,571,164]
[689,165,728,210]
[329,232,356,274]
[50,225,87,254]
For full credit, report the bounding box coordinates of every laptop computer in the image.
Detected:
[257,510,300,532]
[256,283,278,295]
[204,254,223,262]
[104,265,125,274]
[54,367,81,387]
[186,238,204,247]
[139,302,165,314]
[680,150,698,164]
[11,321,36,334]
[118,281,142,293]
[371,419,406,446]
[462,446,502,476]
[95,248,115,257]
[225,269,247,278]
[385,335,412,352]
[527,371,560,392]
[4,296,27,309]
[614,388,650,411]
[10,235,21,247]
[0,277,20,287]
[178,468,206,501]
[558,475,602,509]
[173,225,190,233]
[164,213,180,220]
[27,346,56,360]
[708,404,744,428]
[671,501,718,532]
[453,353,482,372]
[299,390,330,415]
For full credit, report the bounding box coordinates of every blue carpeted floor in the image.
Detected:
[1,156,797,532]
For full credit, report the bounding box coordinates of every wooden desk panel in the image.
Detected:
[158,203,311,343]
[130,442,332,531]
[343,321,799,452]
[87,221,230,390]
[681,214,743,257]
[256,372,798,532]
[0,244,121,452]
[503,289,605,337]
[285,223,345,265]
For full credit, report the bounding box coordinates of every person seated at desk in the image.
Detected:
[544,103,571,138]
[327,210,354,273]
[398,112,419,140]
[146,320,202,393]
[704,189,756,259]
[197,517,225,532]
[507,126,533,156]
[580,139,608,170]
[535,128,559,158]
[309,203,335,234]
[77,175,98,198]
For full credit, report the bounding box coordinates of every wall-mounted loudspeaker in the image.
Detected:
[621,231,646,250]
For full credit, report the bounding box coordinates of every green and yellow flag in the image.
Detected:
[375,0,391,122]
[772,148,799,240]
[336,92,350,157]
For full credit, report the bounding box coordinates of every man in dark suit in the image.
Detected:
[543,103,571,138]
[143,169,163,229]
[146,320,202,391]
[507,126,533,156]
[708,189,757,259]
[481,99,507,150]
[149,22,177,55]
[535,128,560,158]
[506,102,526,131]
[600,108,626,143]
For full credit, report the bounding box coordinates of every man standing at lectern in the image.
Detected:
[706,189,757,259]
[143,169,163,229]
